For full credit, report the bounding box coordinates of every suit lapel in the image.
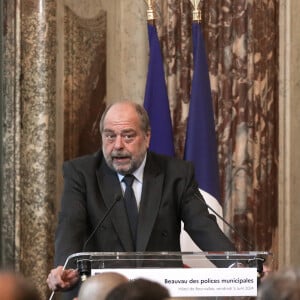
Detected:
[96,158,135,251]
[136,153,164,251]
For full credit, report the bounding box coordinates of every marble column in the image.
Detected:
[101,0,148,103]
[278,0,300,267]
[20,0,57,297]
[1,0,22,269]
[1,0,57,298]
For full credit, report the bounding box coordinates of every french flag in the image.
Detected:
[144,23,175,156]
[181,22,224,251]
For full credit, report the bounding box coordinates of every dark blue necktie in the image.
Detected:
[123,174,138,244]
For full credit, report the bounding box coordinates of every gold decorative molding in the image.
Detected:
[145,0,155,21]
[190,0,201,22]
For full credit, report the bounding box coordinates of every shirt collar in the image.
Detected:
[117,153,147,184]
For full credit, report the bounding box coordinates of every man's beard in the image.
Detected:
[104,150,144,175]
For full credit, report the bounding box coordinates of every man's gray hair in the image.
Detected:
[99,101,151,134]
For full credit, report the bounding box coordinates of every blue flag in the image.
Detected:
[144,23,175,156]
[184,22,222,206]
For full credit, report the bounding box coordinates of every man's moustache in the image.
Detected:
[111,153,131,158]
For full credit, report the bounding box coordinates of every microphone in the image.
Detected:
[193,192,266,279]
[82,194,122,251]
[77,194,122,282]
[194,191,253,250]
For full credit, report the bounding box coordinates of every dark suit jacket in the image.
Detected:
[54,151,235,298]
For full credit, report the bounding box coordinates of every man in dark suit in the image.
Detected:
[47,101,235,298]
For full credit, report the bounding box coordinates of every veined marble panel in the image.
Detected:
[63,5,107,160]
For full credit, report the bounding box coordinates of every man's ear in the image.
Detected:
[146,130,151,147]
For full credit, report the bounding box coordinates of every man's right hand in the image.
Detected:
[47,266,79,291]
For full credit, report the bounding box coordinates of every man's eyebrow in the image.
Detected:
[121,129,136,133]
[102,128,136,133]
[103,129,114,133]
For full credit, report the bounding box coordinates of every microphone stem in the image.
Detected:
[194,192,253,250]
[82,195,121,251]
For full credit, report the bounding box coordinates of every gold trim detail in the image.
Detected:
[190,0,202,22]
[145,0,155,21]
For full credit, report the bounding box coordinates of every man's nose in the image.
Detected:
[113,135,124,149]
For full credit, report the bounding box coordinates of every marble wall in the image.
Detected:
[1,0,300,299]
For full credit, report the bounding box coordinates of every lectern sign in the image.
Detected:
[68,251,268,298]
[92,268,258,297]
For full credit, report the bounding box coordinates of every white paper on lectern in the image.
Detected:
[92,267,257,297]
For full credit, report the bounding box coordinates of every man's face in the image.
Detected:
[102,103,150,175]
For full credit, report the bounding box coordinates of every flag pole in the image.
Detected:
[189,0,202,22]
